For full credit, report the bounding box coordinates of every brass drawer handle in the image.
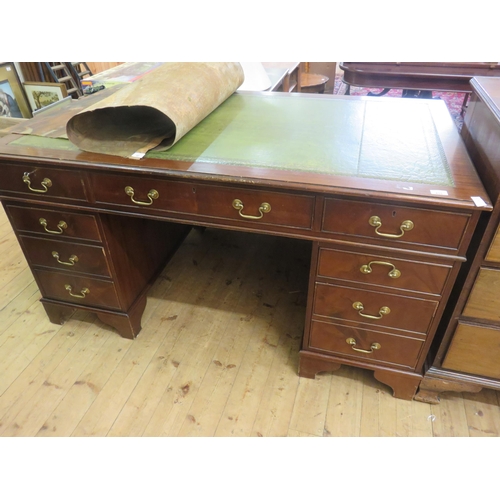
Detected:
[52,251,78,266]
[23,172,52,193]
[39,218,68,234]
[352,301,390,320]
[360,260,401,278]
[232,199,271,220]
[346,337,381,354]
[369,215,414,239]
[125,186,159,206]
[64,284,89,299]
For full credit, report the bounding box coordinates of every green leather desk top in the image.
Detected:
[9,92,454,187]
[149,93,453,186]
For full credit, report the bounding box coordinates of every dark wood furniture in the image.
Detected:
[0,91,491,400]
[340,62,500,101]
[299,73,329,94]
[416,77,500,403]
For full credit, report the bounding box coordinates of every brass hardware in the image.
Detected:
[368,215,414,239]
[23,172,52,193]
[360,260,401,278]
[52,251,78,266]
[64,284,89,298]
[39,218,67,234]
[352,301,390,320]
[232,199,271,220]
[124,186,159,206]
[346,337,381,353]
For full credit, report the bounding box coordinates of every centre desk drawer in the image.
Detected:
[6,205,102,242]
[317,247,452,295]
[34,269,121,310]
[0,163,88,201]
[313,283,439,334]
[20,236,111,278]
[309,320,424,369]
[91,174,315,230]
[322,198,470,251]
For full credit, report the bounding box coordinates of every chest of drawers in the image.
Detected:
[415,77,500,402]
[0,91,491,400]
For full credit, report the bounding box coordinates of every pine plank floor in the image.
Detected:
[0,204,499,437]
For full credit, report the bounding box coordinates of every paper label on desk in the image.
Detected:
[471,196,487,207]
[130,152,146,159]
[430,190,448,195]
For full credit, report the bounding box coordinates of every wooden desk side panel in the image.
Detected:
[99,213,191,310]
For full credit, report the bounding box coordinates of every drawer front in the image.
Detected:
[485,225,500,263]
[20,236,111,277]
[6,205,102,242]
[34,269,121,310]
[322,199,470,250]
[442,322,500,379]
[317,247,451,295]
[308,320,424,369]
[92,174,315,230]
[0,164,88,201]
[313,283,438,334]
[463,268,500,322]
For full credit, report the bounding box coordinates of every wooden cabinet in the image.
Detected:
[416,77,500,403]
[300,209,468,399]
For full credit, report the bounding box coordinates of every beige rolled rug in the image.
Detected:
[66,62,244,158]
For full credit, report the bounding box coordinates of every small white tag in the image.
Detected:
[471,196,487,207]
[430,190,448,195]
[130,152,145,159]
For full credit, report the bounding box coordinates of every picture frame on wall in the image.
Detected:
[0,62,32,118]
[23,81,68,113]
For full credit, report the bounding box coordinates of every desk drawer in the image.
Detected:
[92,174,315,230]
[313,283,438,334]
[6,205,102,242]
[462,268,500,322]
[322,198,470,251]
[34,269,121,310]
[0,164,88,201]
[317,247,451,295]
[308,320,424,369]
[485,225,500,263]
[442,322,500,379]
[20,236,111,277]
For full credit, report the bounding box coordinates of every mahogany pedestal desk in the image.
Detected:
[416,77,500,403]
[0,91,491,400]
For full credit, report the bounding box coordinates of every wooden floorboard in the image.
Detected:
[0,204,499,437]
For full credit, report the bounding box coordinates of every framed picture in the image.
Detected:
[23,81,68,113]
[0,62,32,118]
